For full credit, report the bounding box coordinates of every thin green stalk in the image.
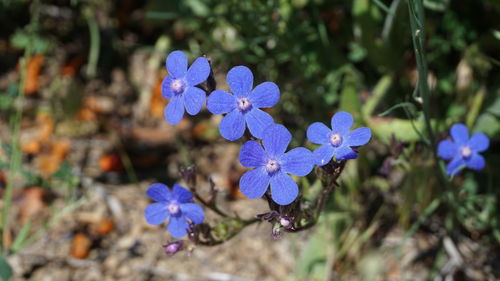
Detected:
[84,7,100,78]
[407,0,435,147]
[1,7,38,254]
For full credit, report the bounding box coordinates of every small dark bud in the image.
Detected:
[379,156,394,176]
[179,165,197,189]
[162,241,184,255]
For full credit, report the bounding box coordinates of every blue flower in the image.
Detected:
[207,66,280,140]
[144,183,204,238]
[239,124,314,205]
[306,111,371,166]
[161,50,210,125]
[438,123,489,176]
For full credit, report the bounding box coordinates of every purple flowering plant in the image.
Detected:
[144,183,204,238]
[239,124,314,205]
[307,111,371,166]
[161,51,211,125]
[437,123,489,177]
[145,50,491,255]
[207,66,279,140]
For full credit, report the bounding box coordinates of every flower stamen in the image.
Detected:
[460,146,472,159]
[265,159,280,174]
[171,79,186,95]
[167,202,180,215]
[237,97,252,112]
[329,133,343,147]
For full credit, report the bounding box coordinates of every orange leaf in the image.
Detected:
[21,139,41,155]
[90,219,115,236]
[23,55,44,95]
[150,76,167,118]
[71,233,92,259]
[19,187,46,223]
[99,153,123,172]
[35,155,62,175]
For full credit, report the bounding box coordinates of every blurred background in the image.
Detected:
[0,0,499,280]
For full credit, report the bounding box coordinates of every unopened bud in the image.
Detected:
[279,216,293,229]
[162,241,184,255]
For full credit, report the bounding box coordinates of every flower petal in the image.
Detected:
[146,183,172,202]
[465,153,485,171]
[180,203,204,224]
[219,110,246,141]
[248,82,280,108]
[239,167,270,199]
[331,111,353,135]
[270,172,298,205]
[166,50,187,78]
[281,147,314,176]
[161,75,174,99]
[245,108,274,139]
[144,203,169,225]
[307,122,331,145]
[186,57,210,86]
[239,140,266,168]
[437,140,457,160]
[227,66,253,97]
[164,95,185,125]
[334,145,358,161]
[346,127,371,146]
[167,215,189,238]
[184,87,205,115]
[262,124,292,156]
[450,123,469,145]
[313,144,335,166]
[468,133,489,152]
[207,90,236,114]
[172,184,193,203]
[446,155,466,176]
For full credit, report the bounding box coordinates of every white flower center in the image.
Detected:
[329,133,343,147]
[265,159,280,174]
[171,79,185,94]
[237,97,252,112]
[167,202,180,215]
[460,146,472,159]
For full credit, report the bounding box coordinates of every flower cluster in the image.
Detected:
[145,50,491,242]
[147,50,374,239]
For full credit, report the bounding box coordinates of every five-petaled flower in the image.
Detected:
[239,124,314,205]
[306,111,371,166]
[162,50,211,125]
[207,66,280,140]
[437,123,489,176]
[144,183,204,238]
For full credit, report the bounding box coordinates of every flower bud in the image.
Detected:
[162,241,184,255]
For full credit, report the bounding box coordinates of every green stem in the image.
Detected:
[84,7,100,78]
[407,0,435,147]
[1,1,39,254]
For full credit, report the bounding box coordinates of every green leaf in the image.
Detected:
[11,219,32,253]
[474,113,500,136]
[296,230,327,280]
[339,68,362,120]
[0,256,12,281]
[367,116,435,143]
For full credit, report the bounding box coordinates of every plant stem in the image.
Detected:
[407,0,435,147]
[1,1,39,254]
